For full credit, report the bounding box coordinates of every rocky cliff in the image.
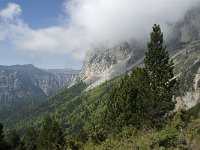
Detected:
[169,5,200,109]
[169,6,200,48]
[78,5,200,109]
[46,69,79,87]
[79,41,145,89]
[0,65,79,105]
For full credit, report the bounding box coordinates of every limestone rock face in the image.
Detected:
[0,65,79,105]
[173,39,200,110]
[80,42,132,79]
[168,6,200,48]
[46,69,79,89]
[78,5,200,109]
[168,6,200,109]
[78,41,145,89]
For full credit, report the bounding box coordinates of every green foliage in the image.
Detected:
[89,123,107,144]
[156,125,180,148]
[83,125,186,150]
[103,24,177,133]
[144,24,176,126]
[182,103,200,121]
[129,68,153,127]
[1,76,123,142]
[0,123,7,150]
[170,109,186,130]
[103,74,138,133]
[93,117,196,150]
[2,82,87,132]
[2,24,200,150]
[37,117,64,150]
[23,128,38,150]
[187,119,200,148]
[6,129,25,150]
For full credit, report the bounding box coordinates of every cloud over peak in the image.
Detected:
[0,0,199,62]
[64,0,200,43]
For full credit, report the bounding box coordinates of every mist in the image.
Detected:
[0,0,200,63]
[64,0,200,46]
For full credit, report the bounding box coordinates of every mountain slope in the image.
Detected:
[78,41,145,89]
[1,77,122,133]
[2,4,200,138]
[77,5,200,109]
[0,65,79,105]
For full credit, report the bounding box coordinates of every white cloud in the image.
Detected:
[0,4,90,60]
[64,0,200,43]
[0,3,21,20]
[0,0,199,61]
[12,25,90,59]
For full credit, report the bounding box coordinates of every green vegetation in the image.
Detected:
[1,24,200,149]
[102,24,176,133]
[0,124,7,150]
[1,111,200,150]
[37,117,65,150]
[2,81,87,131]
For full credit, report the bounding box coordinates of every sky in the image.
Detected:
[0,0,199,69]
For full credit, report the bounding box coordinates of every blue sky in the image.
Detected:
[0,0,64,29]
[0,0,197,69]
[0,0,83,69]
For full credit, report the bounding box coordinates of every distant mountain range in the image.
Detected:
[1,5,200,112]
[1,4,200,137]
[0,64,79,106]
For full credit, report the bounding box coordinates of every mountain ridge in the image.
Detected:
[75,5,200,109]
[0,64,79,106]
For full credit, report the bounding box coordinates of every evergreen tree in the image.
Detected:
[37,117,65,150]
[103,24,176,132]
[129,67,151,127]
[6,129,25,150]
[0,123,7,150]
[23,128,38,150]
[144,24,176,127]
[0,124,5,146]
[103,74,138,132]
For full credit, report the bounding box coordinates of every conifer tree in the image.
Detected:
[23,128,38,150]
[37,117,65,150]
[0,124,4,145]
[103,74,138,132]
[144,24,176,127]
[6,129,25,150]
[103,24,176,132]
[129,67,151,127]
[0,123,7,150]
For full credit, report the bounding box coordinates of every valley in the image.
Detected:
[1,2,200,150]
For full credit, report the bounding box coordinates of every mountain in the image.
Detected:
[160,5,200,110]
[168,5,200,48]
[79,41,145,89]
[45,68,79,87]
[77,5,200,109]
[0,64,79,106]
[1,5,200,147]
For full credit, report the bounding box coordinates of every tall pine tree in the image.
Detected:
[102,24,177,132]
[144,24,176,127]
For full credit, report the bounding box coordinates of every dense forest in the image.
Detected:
[1,25,200,150]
